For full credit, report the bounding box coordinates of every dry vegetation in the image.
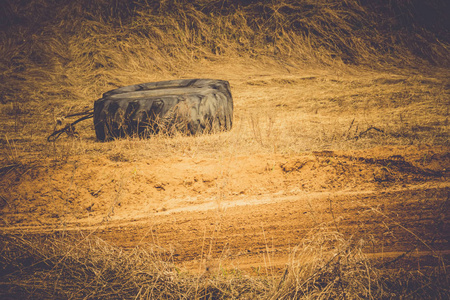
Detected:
[0,0,449,299]
[1,231,447,299]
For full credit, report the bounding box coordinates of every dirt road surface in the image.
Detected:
[2,144,448,273]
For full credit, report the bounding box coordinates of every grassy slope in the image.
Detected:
[0,0,448,107]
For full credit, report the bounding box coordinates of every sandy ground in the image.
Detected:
[1,145,448,273]
[1,66,449,274]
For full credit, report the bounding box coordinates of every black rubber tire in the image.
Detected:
[93,79,233,141]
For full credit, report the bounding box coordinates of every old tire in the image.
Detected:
[93,79,233,141]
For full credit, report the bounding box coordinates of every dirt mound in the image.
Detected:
[2,145,448,229]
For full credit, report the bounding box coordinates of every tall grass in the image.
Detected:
[0,0,448,107]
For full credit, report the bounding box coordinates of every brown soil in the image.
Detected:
[1,143,448,274]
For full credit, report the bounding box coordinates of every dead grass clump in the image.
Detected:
[1,232,447,299]
[0,234,265,299]
[268,231,448,299]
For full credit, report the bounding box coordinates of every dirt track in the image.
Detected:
[95,184,449,272]
[2,145,448,273]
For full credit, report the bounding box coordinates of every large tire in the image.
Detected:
[93,79,233,141]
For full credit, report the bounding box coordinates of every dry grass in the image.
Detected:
[1,0,448,109]
[1,0,449,299]
[1,230,447,299]
[1,0,448,160]
[267,230,448,299]
[1,67,448,169]
[0,233,265,299]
